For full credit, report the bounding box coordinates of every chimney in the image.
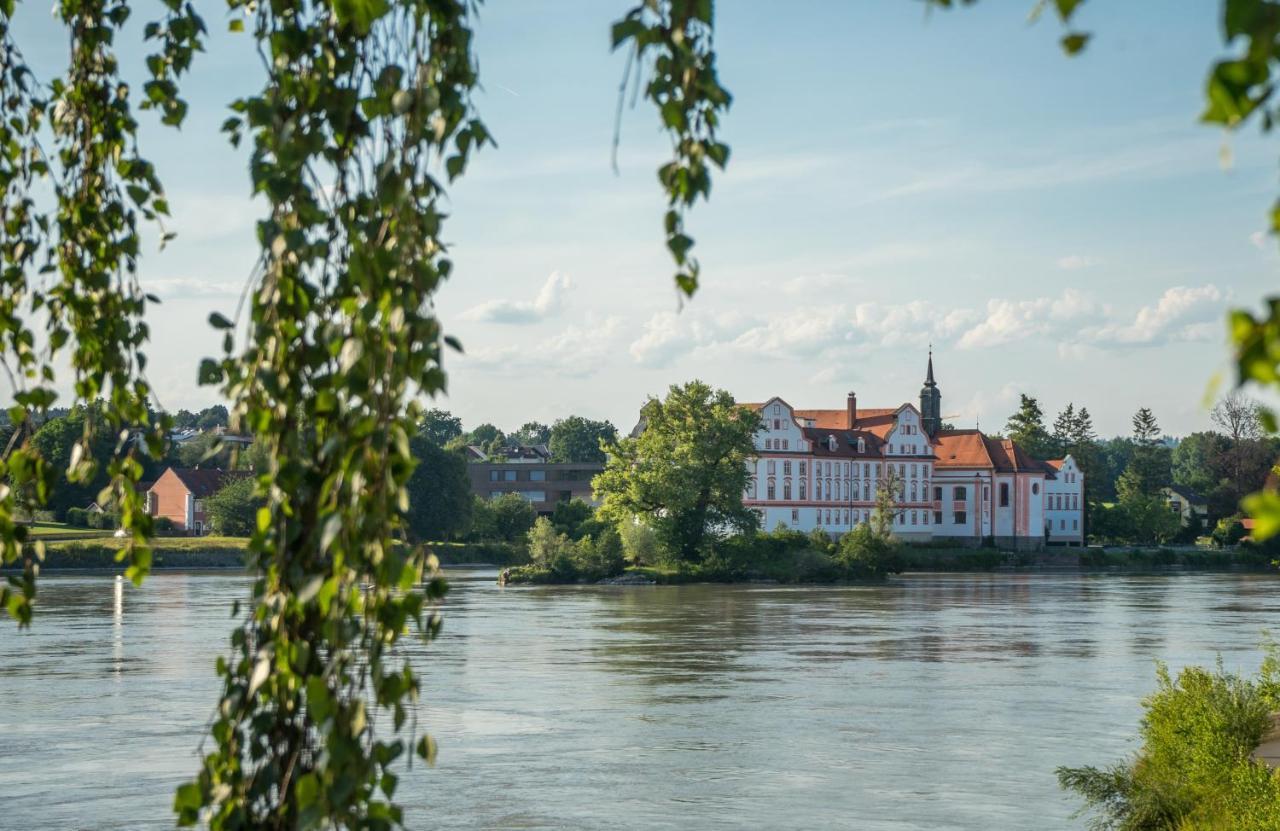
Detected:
[847,391,857,429]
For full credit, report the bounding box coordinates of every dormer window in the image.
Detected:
[827,435,837,452]
[857,437,865,453]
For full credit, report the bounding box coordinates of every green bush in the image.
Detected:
[206,476,259,536]
[65,507,89,527]
[835,524,903,578]
[87,510,119,530]
[507,517,624,583]
[619,519,660,566]
[1058,650,1280,830]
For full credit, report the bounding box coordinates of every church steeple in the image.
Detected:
[920,348,942,438]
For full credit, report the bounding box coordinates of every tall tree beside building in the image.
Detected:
[205,476,261,537]
[29,405,115,518]
[549,416,618,464]
[870,465,904,539]
[1004,394,1054,460]
[1117,408,1171,501]
[418,408,463,448]
[595,382,758,562]
[405,438,474,542]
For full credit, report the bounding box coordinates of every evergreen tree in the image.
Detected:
[1117,408,1171,501]
[1051,403,1076,456]
[1004,394,1054,459]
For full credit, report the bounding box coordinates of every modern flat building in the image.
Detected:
[465,448,602,516]
[742,354,1084,550]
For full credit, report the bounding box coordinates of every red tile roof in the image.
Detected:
[165,467,250,498]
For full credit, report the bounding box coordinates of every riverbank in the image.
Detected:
[500,545,1277,585]
[6,539,1270,578]
[1,537,527,572]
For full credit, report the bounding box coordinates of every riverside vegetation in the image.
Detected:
[2,1,1280,828]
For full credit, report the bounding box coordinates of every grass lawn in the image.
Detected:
[23,522,116,542]
[39,535,250,552]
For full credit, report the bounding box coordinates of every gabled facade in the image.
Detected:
[741,354,1084,550]
[148,467,248,534]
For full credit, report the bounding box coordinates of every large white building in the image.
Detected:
[743,355,1084,550]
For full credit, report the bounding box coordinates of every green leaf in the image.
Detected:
[208,312,234,330]
[1243,490,1280,540]
[1061,32,1089,55]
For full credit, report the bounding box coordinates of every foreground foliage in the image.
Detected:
[1058,651,1280,831]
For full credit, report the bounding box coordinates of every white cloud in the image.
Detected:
[142,276,244,299]
[626,284,1226,370]
[1088,285,1224,345]
[465,314,623,377]
[460,271,572,324]
[1056,254,1098,270]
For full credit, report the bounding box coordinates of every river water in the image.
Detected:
[1,570,1277,829]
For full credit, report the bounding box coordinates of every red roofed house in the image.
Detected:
[734,352,1083,550]
[147,467,249,534]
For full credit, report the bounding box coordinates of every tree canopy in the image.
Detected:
[549,416,618,464]
[594,381,758,561]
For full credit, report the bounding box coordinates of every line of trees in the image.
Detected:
[1001,391,1278,545]
[419,408,619,464]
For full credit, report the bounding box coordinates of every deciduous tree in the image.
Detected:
[595,381,757,562]
[549,416,618,464]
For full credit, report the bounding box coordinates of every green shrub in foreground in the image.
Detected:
[1058,649,1280,830]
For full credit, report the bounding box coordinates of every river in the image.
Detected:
[1,570,1277,829]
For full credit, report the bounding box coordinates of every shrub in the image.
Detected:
[87,510,120,530]
[205,476,259,536]
[619,519,660,566]
[513,517,624,583]
[471,493,537,543]
[1058,650,1280,830]
[835,524,903,579]
[65,507,90,528]
[153,516,177,536]
[1212,515,1249,548]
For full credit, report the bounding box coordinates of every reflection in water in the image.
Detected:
[112,575,124,680]
[1,571,1277,831]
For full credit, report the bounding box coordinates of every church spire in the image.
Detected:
[920,347,941,438]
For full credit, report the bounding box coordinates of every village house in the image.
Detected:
[147,467,248,534]
[743,354,1085,550]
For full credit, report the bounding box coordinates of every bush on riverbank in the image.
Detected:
[1079,546,1274,571]
[502,517,624,584]
[23,539,250,570]
[1058,649,1280,830]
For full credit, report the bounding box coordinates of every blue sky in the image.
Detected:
[11,1,1279,437]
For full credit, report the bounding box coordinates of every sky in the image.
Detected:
[10,1,1280,438]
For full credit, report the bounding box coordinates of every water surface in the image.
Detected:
[2,570,1277,829]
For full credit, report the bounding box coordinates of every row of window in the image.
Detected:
[488,490,545,502]
[1047,493,1079,511]
[764,460,933,478]
[1050,518,1081,531]
[487,468,599,483]
[754,478,934,502]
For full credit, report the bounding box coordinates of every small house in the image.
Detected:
[1162,485,1209,527]
[148,467,248,534]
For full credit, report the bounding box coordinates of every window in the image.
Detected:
[1031,482,1039,495]
[765,439,772,450]
[898,464,906,477]
[857,438,866,453]
[773,404,780,415]
[954,486,967,501]
[911,464,917,477]
[911,511,918,525]
[782,440,789,450]
[488,470,500,482]
[999,483,1010,507]
[767,480,776,500]
[503,470,517,482]
[953,511,967,524]
[910,483,918,501]
[826,510,832,524]
[767,460,776,474]
[783,461,792,475]
[1060,519,1066,530]
[898,512,905,525]
[791,509,799,523]
[799,480,807,500]
[828,436,837,452]
[799,461,807,475]
[520,491,546,503]
[826,479,832,500]
[923,511,930,525]
[933,511,943,525]
[783,479,792,500]
[529,470,546,482]
[194,499,205,513]
[863,463,870,476]
[774,419,781,430]
[1073,519,1079,530]
[933,486,942,501]
[843,509,850,525]
[815,509,822,525]
[888,444,893,454]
